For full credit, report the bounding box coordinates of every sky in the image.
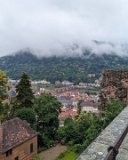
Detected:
[0,0,127,57]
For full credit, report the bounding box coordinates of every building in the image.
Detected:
[8,79,19,87]
[57,96,73,107]
[81,101,98,113]
[0,118,38,160]
[59,108,77,122]
[62,80,74,86]
[55,81,61,85]
[41,80,50,85]
[87,74,96,78]
[7,89,17,103]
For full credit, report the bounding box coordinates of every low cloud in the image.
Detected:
[0,0,128,57]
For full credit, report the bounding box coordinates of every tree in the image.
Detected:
[0,70,8,102]
[104,98,125,125]
[14,108,36,128]
[57,99,126,154]
[62,118,78,144]
[64,117,74,126]
[77,100,83,115]
[34,156,41,160]
[0,103,10,122]
[16,72,34,108]
[0,70,9,122]
[34,93,62,147]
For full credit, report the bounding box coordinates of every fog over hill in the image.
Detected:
[1,49,128,83]
[0,0,128,82]
[0,0,128,57]
[8,41,128,58]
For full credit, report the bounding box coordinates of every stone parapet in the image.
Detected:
[77,106,128,160]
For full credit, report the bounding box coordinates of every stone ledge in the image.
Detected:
[117,131,128,160]
[77,106,128,160]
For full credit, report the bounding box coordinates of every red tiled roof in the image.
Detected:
[59,109,77,120]
[0,118,37,153]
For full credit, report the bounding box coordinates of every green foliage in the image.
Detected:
[73,144,84,153]
[57,153,65,159]
[64,117,74,126]
[58,112,96,146]
[103,98,125,127]
[1,51,128,83]
[16,72,34,108]
[56,150,79,160]
[14,108,36,127]
[58,98,125,155]
[77,100,83,115]
[34,93,62,147]
[0,70,8,102]
[0,103,10,122]
[0,101,20,122]
[33,156,42,160]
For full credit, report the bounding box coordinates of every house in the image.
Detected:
[8,79,19,87]
[62,81,74,86]
[0,118,38,160]
[55,81,61,85]
[7,89,17,104]
[41,80,50,85]
[87,74,96,78]
[81,101,99,113]
[57,96,73,108]
[59,109,77,121]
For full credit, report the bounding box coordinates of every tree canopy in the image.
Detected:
[0,70,8,102]
[58,98,125,153]
[34,93,62,147]
[16,72,34,108]
[2,51,128,83]
[14,108,36,128]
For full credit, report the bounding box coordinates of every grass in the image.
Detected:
[56,150,79,160]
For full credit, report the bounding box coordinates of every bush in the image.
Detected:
[57,153,65,159]
[57,127,65,141]
[73,144,84,153]
[34,155,41,160]
[14,108,36,126]
[38,134,55,149]
[57,98,126,156]
[68,141,74,147]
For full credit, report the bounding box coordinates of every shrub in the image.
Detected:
[73,144,84,153]
[58,153,65,159]
[34,155,41,160]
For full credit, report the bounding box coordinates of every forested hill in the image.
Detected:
[0,51,128,83]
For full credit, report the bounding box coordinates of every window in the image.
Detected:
[30,143,33,153]
[15,156,19,160]
[6,149,12,157]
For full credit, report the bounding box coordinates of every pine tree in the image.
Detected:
[16,72,34,108]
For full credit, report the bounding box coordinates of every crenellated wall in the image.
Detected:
[99,70,128,110]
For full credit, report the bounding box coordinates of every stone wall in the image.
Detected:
[77,106,128,160]
[99,70,128,109]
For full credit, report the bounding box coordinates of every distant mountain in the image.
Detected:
[0,50,128,83]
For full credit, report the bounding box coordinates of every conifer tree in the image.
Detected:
[16,72,34,108]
